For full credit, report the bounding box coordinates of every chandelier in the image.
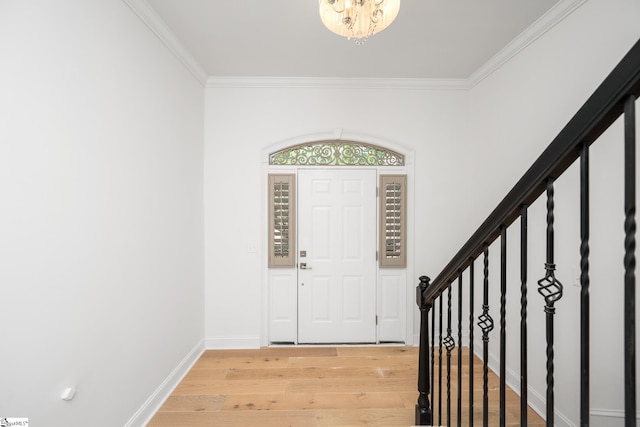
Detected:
[319,0,401,44]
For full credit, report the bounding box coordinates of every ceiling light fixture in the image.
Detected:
[319,0,400,45]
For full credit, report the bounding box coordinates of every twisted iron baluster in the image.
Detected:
[457,273,463,427]
[520,206,528,427]
[431,295,435,426]
[624,94,636,426]
[537,178,564,427]
[477,246,494,427]
[469,259,475,427]
[444,284,456,427]
[500,227,507,427]
[580,142,590,427]
[439,295,443,426]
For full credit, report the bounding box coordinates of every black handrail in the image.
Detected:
[422,38,640,304]
[416,38,640,427]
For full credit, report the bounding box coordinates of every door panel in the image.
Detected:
[298,169,377,344]
[311,276,331,321]
[343,277,363,320]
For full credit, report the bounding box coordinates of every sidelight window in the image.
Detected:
[268,174,296,267]
[379,175,407,267]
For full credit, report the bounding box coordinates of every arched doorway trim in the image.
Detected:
[261,133,415,348]
[269,140,404,166]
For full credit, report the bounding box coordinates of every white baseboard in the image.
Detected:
[206,335,261,349]
[124,339,205,427]
[590,409,640,426]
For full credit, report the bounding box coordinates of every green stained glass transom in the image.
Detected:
[269,141,404,166]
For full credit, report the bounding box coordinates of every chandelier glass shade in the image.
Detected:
[319,0,400,43]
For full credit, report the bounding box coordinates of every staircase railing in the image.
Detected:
[416,38,640,426]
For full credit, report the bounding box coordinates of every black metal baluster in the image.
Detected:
[478,246,494,427]
[439,295,443,426]
[500,227,507,427]
[458,273,463,427]
[431,294,436,425]
[537,179,564,427]
[469,259,475,427]
[444,284,456,427]
[580,142,590,427]
[520,206,528,427]
[624,94,637,427]
[416,276,433,425]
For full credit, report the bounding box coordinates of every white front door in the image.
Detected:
[297,169,377,344]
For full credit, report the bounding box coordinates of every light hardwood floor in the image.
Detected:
[147,346,544,427]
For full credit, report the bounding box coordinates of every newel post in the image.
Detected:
[416,275,433,425]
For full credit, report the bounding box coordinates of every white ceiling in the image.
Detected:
[140,0,571,81]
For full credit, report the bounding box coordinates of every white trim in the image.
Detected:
[121,0,208,86]
[206,336,261,349]
[206,77,469,90]
[467,0,587,88]
[262,132,415,347]
[124,339,205,427]
[126,0,584,90]
[591,409,640,422]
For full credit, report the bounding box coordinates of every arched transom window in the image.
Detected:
[269,140,404,166]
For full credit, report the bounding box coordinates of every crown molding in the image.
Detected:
[206,76,470,90]
[206,0,585,90]
[122,0,208,86]
[124,0,585,91]
[467,0,587,88]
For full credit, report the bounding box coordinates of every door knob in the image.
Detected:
[300,263,312,270]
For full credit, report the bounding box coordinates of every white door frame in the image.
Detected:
[261,134,416,347]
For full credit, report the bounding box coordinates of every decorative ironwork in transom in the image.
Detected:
[269,140,404,166]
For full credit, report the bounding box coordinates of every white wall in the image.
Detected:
[463,0,640,425]
[0,1,204,426]
[2,0,635,424]
[203,85,470,347]
[202,0,640,368]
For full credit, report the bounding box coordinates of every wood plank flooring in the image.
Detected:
[147,346,544,427]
